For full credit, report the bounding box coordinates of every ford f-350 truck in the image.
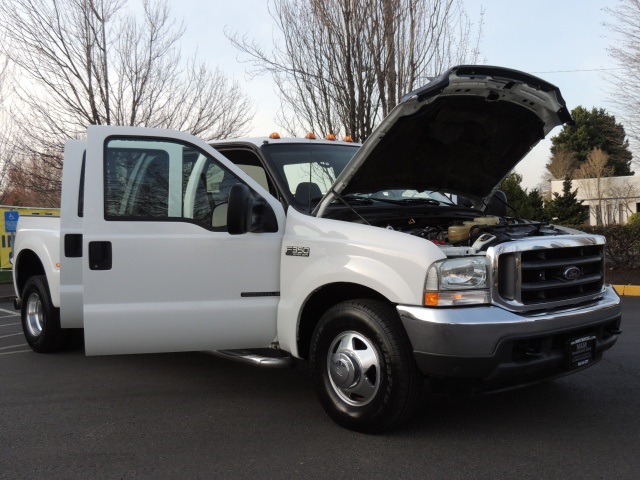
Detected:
[13,66,622,432]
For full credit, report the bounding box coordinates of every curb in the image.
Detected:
[613,285,640,296]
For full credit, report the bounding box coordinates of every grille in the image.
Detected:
[498,245,604,306]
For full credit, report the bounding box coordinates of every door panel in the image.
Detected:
[59,140,86,328]
[82,126,285,355]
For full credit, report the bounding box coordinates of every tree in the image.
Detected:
[571,148,639,225]
[0,0,255,205]
[497,172,545,220]
[573,148,614,226]
[607,177,639,223]
[545,147,578,180]
[0,53,17,202]
[605,0,640,153]
[227,0,483,141]
[2,153,61,206]
[527,188,547,221]
[550,106,633,177]
[545,177,589,226]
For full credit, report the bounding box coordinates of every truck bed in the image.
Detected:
[13,216,61,305]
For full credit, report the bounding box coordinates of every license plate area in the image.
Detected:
[566,334,596,368]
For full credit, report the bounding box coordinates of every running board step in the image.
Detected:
[207,348,295,368]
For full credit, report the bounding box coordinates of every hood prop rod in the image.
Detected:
[330,188,371,226]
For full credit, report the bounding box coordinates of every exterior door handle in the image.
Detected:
[89,241,112,270]
[64,234,83,258]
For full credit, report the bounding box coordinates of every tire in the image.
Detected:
[21,275,65,353]
[309,299,422,433]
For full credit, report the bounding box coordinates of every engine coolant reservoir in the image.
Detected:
[448,216,500,243]
[474,216,500,226]
[448,223,474,243]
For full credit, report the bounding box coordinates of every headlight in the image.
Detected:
[424,257,490,306]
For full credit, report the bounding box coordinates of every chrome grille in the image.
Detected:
[490,236,606,311]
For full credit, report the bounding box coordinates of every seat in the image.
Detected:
[295,182,322,204]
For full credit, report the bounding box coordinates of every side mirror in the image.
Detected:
[485,190,508,217]
[227,183,278,235]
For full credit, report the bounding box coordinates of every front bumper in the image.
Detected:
[397,286,621,392]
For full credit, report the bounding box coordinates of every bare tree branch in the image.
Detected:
[0,0,255,205]
[605,0,640,165]
[227,0,483,141]
[573,148,615,226]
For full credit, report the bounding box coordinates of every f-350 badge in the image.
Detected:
[286,246,310,257]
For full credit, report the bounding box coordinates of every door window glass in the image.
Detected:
[105,138,242,231]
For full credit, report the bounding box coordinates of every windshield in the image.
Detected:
[262,143,359,208]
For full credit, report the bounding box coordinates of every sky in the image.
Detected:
[167,0,622,190]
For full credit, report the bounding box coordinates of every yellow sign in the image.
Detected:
[0,206,60,269]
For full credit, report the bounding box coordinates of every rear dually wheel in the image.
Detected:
[21,275,65,353]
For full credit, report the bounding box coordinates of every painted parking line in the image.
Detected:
[0,349,30,355]
[0,332,23,339]
[0,308,19,316]
[0,323,20,327]
[0,343,27,350]
[0,343,28,350]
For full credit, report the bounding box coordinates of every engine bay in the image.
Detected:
[370,213,568,252]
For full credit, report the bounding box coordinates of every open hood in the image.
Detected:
[316,65,572,217]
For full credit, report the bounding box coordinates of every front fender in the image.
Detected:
[277,209,444,356]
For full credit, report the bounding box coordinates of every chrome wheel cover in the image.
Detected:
[327,330,381,406]
[25,292,44,338]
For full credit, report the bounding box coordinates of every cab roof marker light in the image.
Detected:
[305,132,316,139]
[269,132,280,139]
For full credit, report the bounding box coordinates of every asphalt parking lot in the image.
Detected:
[1,298,639,480]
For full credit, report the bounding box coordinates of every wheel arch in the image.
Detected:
[296,282,391,360]
[15,249,46,298]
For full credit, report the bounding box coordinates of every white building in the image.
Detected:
[550,175,640,226]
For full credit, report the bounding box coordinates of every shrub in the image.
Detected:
[580,224,640,268]
[628,212,640,226]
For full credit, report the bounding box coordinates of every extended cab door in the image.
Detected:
[82,126,285,355]
[59,140,86,328]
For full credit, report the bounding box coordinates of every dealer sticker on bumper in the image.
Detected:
[566,334,597,368]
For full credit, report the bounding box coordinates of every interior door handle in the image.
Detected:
[89,241,112,270]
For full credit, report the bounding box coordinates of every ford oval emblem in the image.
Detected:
[563,266,581,281]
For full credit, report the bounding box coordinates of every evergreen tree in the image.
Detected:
[527,189,547,221]
[550,106,633,176]
[497,172,540,220]
[545,177,589,225]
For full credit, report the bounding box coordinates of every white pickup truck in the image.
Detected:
[13,66,622,432]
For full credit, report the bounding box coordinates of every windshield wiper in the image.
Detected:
[339,194,373,205]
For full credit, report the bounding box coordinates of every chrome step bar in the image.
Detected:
[206,348,295,368]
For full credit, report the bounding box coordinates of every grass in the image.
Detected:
[0,270,13,285]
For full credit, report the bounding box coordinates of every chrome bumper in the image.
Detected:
[397,286,622,384]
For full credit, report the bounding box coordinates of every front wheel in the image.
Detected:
[21,275,65,353]
[309,300,422,433]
